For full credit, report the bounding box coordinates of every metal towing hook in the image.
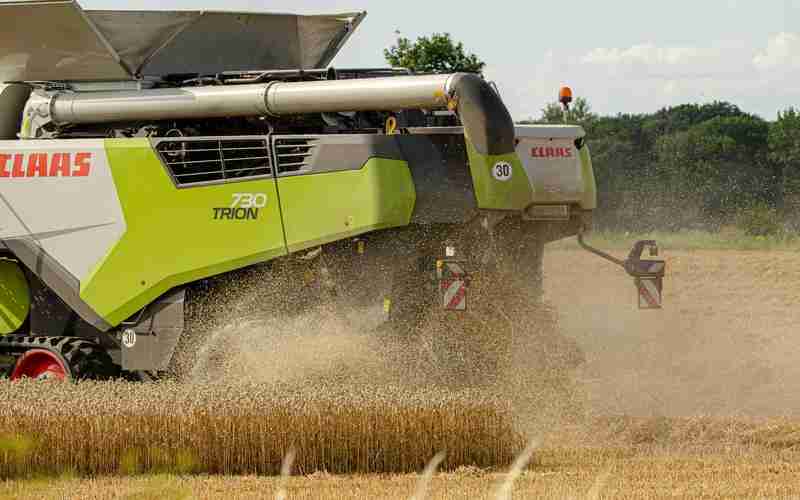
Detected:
[577,231,666,309]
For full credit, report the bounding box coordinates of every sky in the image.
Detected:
[82,0,800,120]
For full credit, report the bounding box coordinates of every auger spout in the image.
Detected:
[21,73,515,155]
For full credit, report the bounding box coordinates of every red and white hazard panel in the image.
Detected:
[636,277,662,309]
[442,278,467,310]
[438,261,468,311]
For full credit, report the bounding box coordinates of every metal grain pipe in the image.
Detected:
[31,72,514,156]
[51,84,272,124]
[48,74,455,125]
[263,74,453,115]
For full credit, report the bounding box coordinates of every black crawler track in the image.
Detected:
[0,336,118,380]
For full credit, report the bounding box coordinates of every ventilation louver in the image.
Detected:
[155,137,271,186]
[273,137,319,174]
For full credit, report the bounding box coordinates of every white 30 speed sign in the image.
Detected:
[492,161,513,181]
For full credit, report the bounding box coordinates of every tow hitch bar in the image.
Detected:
[577,231,666,309]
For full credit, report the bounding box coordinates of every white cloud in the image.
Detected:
[662,80,678,95]
[753,32,800,70]
[584,44,716,66]
[496,32,800,121]
[581,43,750,80]
[504,34,800,121]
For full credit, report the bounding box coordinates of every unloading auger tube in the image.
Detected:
[22,73,516,154]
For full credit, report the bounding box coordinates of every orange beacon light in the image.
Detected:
[559,86,573,110]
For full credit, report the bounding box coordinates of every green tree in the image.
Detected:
[640,101,748,150]
[653,114,771,222]
[769,108,800,210]
[770,108,800,165]
[537,97,596,127]
[384,33,485,74]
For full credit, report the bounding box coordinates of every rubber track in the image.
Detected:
[0,336,118,380]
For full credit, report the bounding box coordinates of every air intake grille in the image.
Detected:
[273,137,319,174]
[156,138,271,186]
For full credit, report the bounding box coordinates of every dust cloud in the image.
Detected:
[546,248,800,418]
[179,245,800,429]
[177,263,408,387]
[177,259,583,427]
[186,307,406,386]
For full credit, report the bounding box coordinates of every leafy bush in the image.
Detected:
[736,204,782,236]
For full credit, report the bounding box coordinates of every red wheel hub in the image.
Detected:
[10,349,69,381]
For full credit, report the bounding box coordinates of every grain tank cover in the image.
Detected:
[0,0,131,82]
[86,9,366,78]
[0,0,365,82]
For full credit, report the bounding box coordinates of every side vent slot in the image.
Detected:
[155,137,271,186]
[274,137,319,175]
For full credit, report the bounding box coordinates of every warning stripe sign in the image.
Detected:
[442,279,467,310]
[637,278,662,309]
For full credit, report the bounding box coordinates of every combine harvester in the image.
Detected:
[0,1,665,381]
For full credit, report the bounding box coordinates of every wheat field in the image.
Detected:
[5,247,800,498]
[0,380,523,478]
[4,433,800,499]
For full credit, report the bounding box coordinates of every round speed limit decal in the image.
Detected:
[121,329,137,348]
[492,161,513,181]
